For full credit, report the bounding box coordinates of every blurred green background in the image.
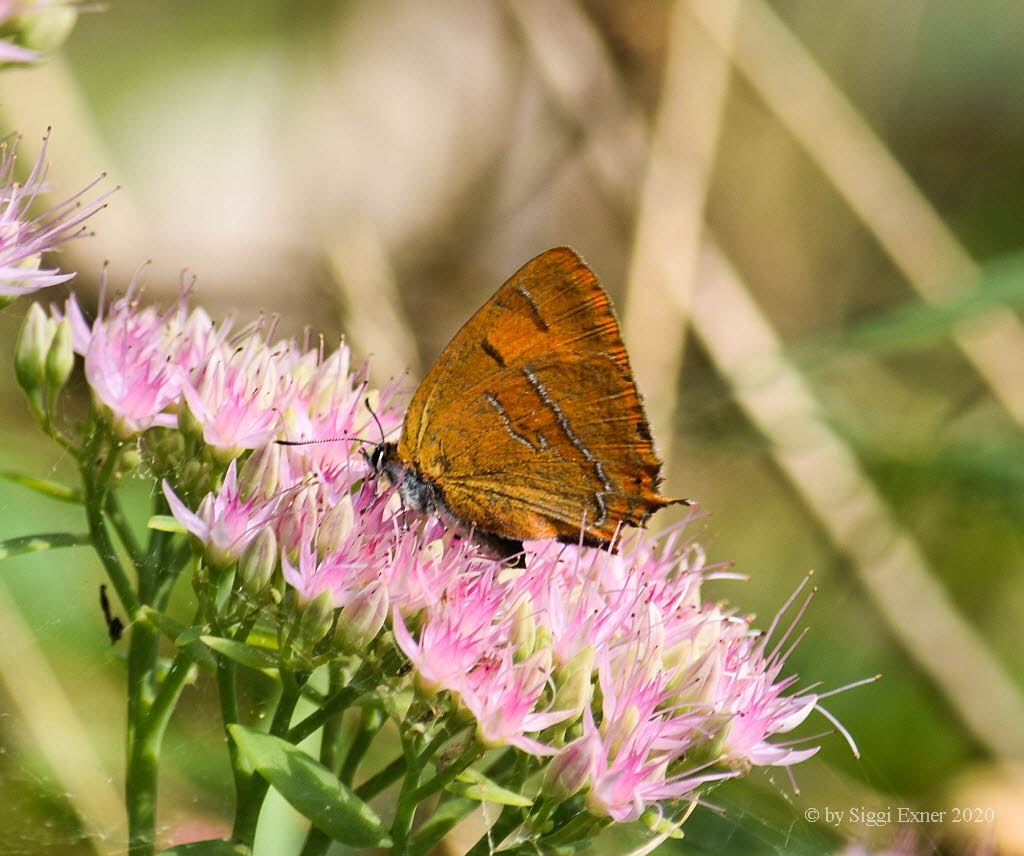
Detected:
[1,1,1023,853]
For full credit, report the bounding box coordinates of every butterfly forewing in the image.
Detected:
[397,247,677,544]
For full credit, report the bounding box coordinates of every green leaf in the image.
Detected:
[140,605,188,640]
[149,514,187,533]
[243,624,280,650]
[806,249,1024,356]
[156,841,251,855]
[175,625,205,646]
[228,725,391,847]
[449,767,532,807]
[409,797,478,856]
[0,472,83,503]
[139,620,215,671]
[0,531,90,560]
[538,810,608,849]
[201,636,279,671]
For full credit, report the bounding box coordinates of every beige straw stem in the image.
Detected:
[692,239,1024,765]
[690,0,1024,425]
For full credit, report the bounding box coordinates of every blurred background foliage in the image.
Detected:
[1,0,1023,853]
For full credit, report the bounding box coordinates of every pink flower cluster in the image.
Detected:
[59,286,853,825]
[393,534,848,822]
[58,277,402,448]
[0,131,110,302]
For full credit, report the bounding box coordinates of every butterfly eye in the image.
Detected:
[367,445,385,472]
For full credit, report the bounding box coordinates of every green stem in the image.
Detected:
[126,498,182,856]
[138,509,171,601]
[298,664,348,856]
[537,811,609,849]
[354,754,407,802]
[0,531,90,557]
[389,763,422,856]
[465,806,521,856]
[413,738,482,803]
[24,388,45,427]
[152,566,182,613]
[287,659,375,743]
[127,649,197,856]
[80,430,156,855]
[216,653,250,833]
[125,621,159,856]
[391,726,470,856]
[415,726,454,769]
[232,670,303,848]
[145,650,198,739]
[105,491,144,570]
[82,445,139,617]
[319,663,348,774]
[340,706,385,787]
[461,753,536,856]
[389,717,428,856]
[483,748,516,783]
[297,826,331,856]
[88,494,140,616]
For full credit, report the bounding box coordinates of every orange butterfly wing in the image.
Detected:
[398,247,679,543]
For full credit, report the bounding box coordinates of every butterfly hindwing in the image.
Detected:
[398,247,676,544]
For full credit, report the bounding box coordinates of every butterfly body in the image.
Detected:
[373,247,683,563]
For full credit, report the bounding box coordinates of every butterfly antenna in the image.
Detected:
[365,396,387,445]
[275,436,373,447]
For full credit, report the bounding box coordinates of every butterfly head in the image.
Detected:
[365,443,386,474]
[365,442,400,482]
[366,440,526,566]
[367,442,425,504]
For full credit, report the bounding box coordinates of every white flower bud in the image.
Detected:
[15,303,55,394]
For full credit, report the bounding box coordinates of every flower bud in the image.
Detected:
[7,2,79,59]
[289,349,320,392]
[179,459,211,495]
[146,431,184,472]
[177,395,204,441]
[551,646,594,720]
[195,495,235,570]
[44,318,74,393]
[695,714,737,770]
[117,448,142,476]
[667,626,723,705]
[278,483,319,552]
[239,444,281,502]
[542,734,596,799]
[239,526,277,597]
[661,639,694,694]
[317,493,354,555]
[298,590,335,647]
[421,537,444,562]
[335,580,388,652]
[509,593,537,661]
[604,705,640,758]
[15,303,55,394]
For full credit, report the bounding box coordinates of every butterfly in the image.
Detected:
[370,246,685,564]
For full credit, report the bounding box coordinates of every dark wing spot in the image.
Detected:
[481,337,506,368]
[514,285,549,332]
